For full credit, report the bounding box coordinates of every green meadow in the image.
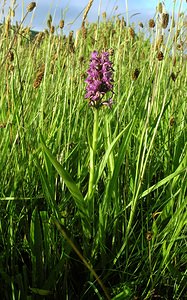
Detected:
[0,1,187,299]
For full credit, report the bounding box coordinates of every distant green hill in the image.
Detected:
[30,29,39,39]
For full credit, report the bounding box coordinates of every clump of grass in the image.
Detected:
[0,1,186,299]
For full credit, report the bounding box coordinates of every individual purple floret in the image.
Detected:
[85,51,114,108]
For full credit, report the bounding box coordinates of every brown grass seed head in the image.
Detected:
[34,32,45,44]
[121,17,126,28]
[169,116,175,127]
[8,51,14,62]
[27,2,36,12]
[132,68,140,80]
[157,51,164,61]
[59,19,64,29]
[33,65,45,89]
[47,19,52,29]
[33,72,44,88]
[161,13,169,29]
[68,31,74,42]
[176,43,183,51]
[50,25,55,34]
[171,72,177,82]
[82,25,87,39]
[149,19,155,28]
[146,231,153,241]
[129,27,135,38]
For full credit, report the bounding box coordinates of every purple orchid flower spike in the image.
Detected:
[85,50,114,109]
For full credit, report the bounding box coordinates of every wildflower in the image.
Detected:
[85,51,114,109]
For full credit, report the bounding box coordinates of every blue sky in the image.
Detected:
[0,1,186,33]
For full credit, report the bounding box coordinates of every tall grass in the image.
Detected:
[0,1,187,299]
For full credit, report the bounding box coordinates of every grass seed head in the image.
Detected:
[82,25,87,39]
[171,17,175,28]
[149,19,155,28]
[50,25,55,34]
[5,17,11,36]
[27,2,36,12]
[169,116,175,127]
[47,14,52,29]
[156,35,163,50]
[44,29,49,36]
[8,51,14,62]
[68,31,75,52]
[69,31,74,41]
[33,65,45,89]
[121,17,126,28]
[176,43,183,51]
[102,12,107,20]
[132,68,140,80]
[139,22,144,28]
[171,72,176,82]
[158,2,163,14]
[59,19,64,29]
[47,19,51,29]
[108,48,114,56]
[157,51,164,61]
[9,8,15,17]
[34,32,45,45]
[161,13,169,29]
[146,231,153,241]
[129,27,135,38]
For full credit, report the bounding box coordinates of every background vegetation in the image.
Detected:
[0,1,186,299]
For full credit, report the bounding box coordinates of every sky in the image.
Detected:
[0,0,186,33]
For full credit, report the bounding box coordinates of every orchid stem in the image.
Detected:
[88,108,99,215]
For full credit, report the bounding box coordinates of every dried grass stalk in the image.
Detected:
[82,0,94,27]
